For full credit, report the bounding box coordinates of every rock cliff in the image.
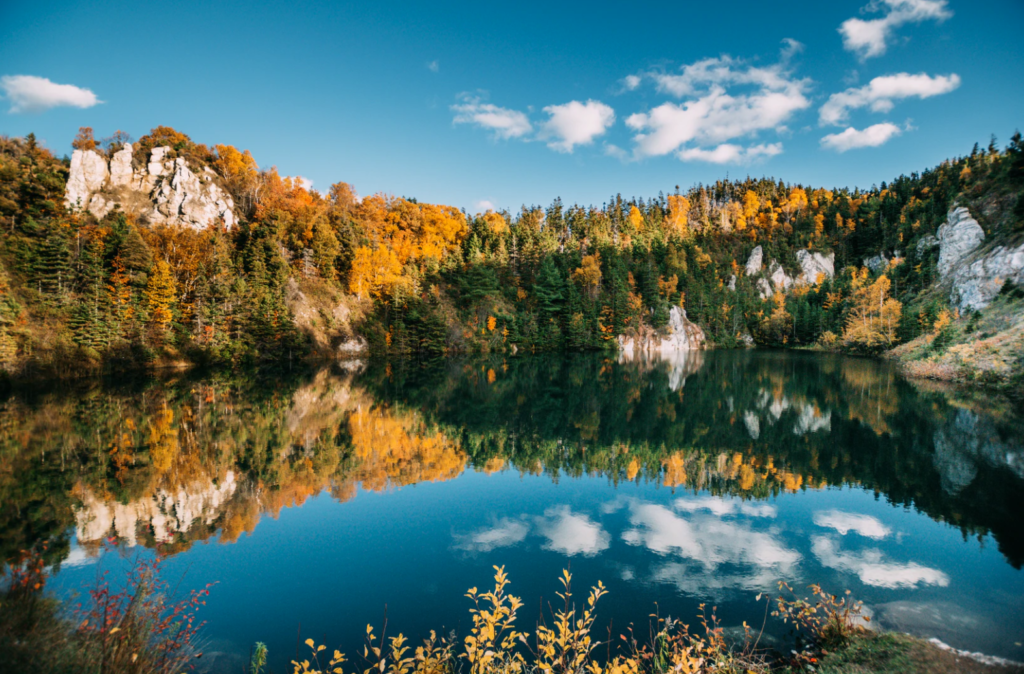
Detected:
[64,145,236,230]
[617,306,705,358]
[933,206,1024,311]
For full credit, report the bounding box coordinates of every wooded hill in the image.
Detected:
[1,126,1022,380]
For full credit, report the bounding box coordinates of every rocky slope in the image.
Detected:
[65,144,236,229]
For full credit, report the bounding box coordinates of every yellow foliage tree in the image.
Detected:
[348,246,403,300]
[842,274,902,351]
[483,211,507,236]
[628,205,644,233]
[571,253,602,300]
[665,195,690,237]
[146,258,177,330]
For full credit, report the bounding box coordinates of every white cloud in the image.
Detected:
[536,506,609,556]
[812,536,949,588]
[624,46,810,160]
[539,100,615,153]
[59,544,99,569]
[814,510,891,539]
[675,496,778,518]
[622,74,642,91]
[678,142,783,164]
[623,503,799,572]
[839,0,953,60]
[473,199,496,212]
[427,60,439,73]
[821,123,903,152]
[291,176,314,190]
[1,75,101,114]
[454,517,529,552]
[452,94,533,140]
[819,72,960,126]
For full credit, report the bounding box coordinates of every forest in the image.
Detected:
[1,126,1023,379]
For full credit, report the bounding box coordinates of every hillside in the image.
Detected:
[1,126,1022,387]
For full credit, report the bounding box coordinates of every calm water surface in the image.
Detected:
[2,351,1023,670]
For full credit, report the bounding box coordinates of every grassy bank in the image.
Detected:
[795,632,1023,674]
[886,287,1024,395]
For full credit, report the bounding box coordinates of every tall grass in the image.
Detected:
[289,568,874,674]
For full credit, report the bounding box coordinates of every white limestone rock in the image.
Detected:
[617,306,705,360]
[769,261,794,293]
[65,149,109,209]
[109,143,134,186]
[63,145,237,230]
[727,274,736,291]
[949,242,1024,312]
[338,336,369,357]
[937,207,985,279]
[796,250,834,283]
[915,234,939,257]
[928,206,1024,311]
[745,246,763,276]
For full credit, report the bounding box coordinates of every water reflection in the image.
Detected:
[1,350,1023,662]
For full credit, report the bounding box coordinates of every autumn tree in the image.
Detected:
[572,253,602,300]
[146,258,177,332]
[628,205,645,233]
[349,246,402,300]
[665,195,691,238]
[842,273,902,352]
[71,127,97,152]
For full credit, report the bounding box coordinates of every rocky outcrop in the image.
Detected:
[915,234,938,257]
[796,250,835,283]
[65,149,110,209]
[933,206,1024,311]
[937,207,985,279]
[949,244,1024,311]
[618,306,705,359]
[744,247,834,299]
[864,253,889,273]
[745,246,763,276]
[64,145,236,230]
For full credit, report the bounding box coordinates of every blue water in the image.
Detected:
[5,351,1023,670]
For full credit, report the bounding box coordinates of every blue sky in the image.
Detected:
[1,0,1022,211]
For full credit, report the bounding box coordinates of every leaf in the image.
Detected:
[306,639,315,648]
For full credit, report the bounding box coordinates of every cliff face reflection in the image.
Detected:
[2,351,1023,571]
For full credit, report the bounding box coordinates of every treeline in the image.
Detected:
[1,127,1023,377]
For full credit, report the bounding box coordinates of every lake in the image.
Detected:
[2,350,1023,671]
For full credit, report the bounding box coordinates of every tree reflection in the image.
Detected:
[1,351,1021,571]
